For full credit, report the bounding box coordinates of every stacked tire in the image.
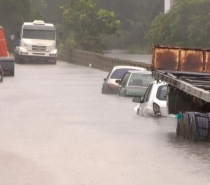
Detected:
[176,111,210,142]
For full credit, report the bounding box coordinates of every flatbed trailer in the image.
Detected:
[151,45,210,142]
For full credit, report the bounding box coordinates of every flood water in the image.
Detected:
[0,60,210,185]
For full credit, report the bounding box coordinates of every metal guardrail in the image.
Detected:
[59,47,152,72]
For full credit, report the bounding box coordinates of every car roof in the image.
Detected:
[112,65,146,70]
[152,80,167,86]
[127,70,151,74]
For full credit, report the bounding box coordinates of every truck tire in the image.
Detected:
[189,114,199,142]
[176,112,182,137]
[196,114,209,140]
[181,112,187,138]
[176,119,181,137]
[184,112,194,140]
[177,112,187,138]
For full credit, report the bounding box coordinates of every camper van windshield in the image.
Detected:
[22,29,55,40]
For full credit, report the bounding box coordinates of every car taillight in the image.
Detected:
[153,103,161,116]
[108,83,117,90]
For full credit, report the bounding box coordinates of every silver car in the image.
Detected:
[102,65,146,94]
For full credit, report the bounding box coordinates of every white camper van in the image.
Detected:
[15,20,57,64]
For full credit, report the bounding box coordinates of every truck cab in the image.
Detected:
[15,20,57,64]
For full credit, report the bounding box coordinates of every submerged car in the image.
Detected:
[133,81,167,117]
[102,65,146,94]
[117,70,153,97]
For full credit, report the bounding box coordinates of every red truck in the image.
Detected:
[0,26,15,76]
[151,45,210,142]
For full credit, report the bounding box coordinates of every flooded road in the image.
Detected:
[104,52,152,63]
[0,61,210,185]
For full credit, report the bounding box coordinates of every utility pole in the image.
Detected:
[164,0,174,13]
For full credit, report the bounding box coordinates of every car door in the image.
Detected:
[119,73,130,96]
[140,83,153,116]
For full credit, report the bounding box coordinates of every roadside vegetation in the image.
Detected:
[1,0,210,53]
[146,0,210,49]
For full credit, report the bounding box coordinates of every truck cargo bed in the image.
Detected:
[152,70,210,102]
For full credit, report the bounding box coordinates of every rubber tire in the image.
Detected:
[176,119,181,137]
[183,112,191,139]
[189,114,199,142]
[176,112,183,138]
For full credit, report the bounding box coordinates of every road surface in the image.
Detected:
[0,60,210,185]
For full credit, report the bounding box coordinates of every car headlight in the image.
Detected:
[49,49,57,57]
[19,47,28,55]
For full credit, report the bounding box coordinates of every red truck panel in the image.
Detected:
[152,45,210,73]
[0,27,9,57]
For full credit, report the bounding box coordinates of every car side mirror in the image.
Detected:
[115,79,121,84]
[132,96,143,103]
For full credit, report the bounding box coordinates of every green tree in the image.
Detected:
[61,0,121,52]
[94,0,164,51]
[39,0,69,23]
[0,0,34,51]
[146,0,210,48]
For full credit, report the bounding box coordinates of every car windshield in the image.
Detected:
[110,68,135,79]
[156,85,167,100]
[22,29,55,40]
[128,73,153,87]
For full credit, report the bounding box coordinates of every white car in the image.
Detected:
[133,81,168,117]
[102,65,146,94]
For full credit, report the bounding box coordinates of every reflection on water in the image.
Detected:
[104,53,152,64]
[167,132,210,159]
[151,116,210,182]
